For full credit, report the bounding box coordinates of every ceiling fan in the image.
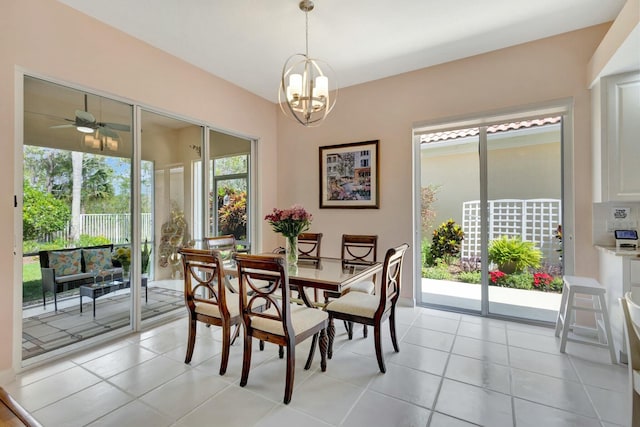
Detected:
[50,94,131,135]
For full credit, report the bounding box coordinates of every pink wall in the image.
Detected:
[0,0,278,374]
[276,24,610,300]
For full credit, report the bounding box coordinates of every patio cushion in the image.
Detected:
[83,247,113,272]
[49,250,82,276]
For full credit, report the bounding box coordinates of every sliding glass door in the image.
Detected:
[417,113,565,323]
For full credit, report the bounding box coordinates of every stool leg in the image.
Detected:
[598,294,617,364]
[559,288,574,353]
[555,285,569,337]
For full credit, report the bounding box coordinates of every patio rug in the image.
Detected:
[22,287,184,360]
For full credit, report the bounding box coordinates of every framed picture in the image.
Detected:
[319,140,379,209]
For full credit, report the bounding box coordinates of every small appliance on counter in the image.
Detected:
[615,229,638,250]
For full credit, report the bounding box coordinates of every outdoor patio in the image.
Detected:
[422,278,562,323]
[22,282,184,360]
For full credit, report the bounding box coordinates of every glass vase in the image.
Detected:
[285,235,298,265]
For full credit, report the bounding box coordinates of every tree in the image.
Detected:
[23,181,70,240]
[70,151,83,241]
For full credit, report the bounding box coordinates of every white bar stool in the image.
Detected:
[555,275,616,363]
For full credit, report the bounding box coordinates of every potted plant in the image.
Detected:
[488,236,541,274]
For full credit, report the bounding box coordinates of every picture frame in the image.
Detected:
[319,140,379,209]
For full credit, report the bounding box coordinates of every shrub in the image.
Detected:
[76,234,111,247]
[430,219,464,262]
[218,191,247,240]
[422,239,435,267]
[488,236,541,273]
[458,271,481,284]
[422,260,452,280]
[23,183,70,240]
[504,272,534,290]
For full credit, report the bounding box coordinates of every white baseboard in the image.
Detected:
[398,296,416,307]
[0,367,16,386]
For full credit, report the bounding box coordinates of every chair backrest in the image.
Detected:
[203,235,237,261]
[376,244,409,317]
[233,254,294,337]
[180,248,231,320]
[298,233,323,261]
[341,234,378,266]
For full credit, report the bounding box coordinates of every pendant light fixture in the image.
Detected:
[279,0,337,127]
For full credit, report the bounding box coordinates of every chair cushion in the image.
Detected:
[347,280,375,295]
[49,250,82,276]
[226,277,271,294]
[195,299,240,319]
[251,305,328,336]
[83,247,113,272]
[326,292,388,318]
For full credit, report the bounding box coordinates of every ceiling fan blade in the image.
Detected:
[75,109,96,123]
[97,126,119,138]
[100,122,131,132]
[49,124,74,129]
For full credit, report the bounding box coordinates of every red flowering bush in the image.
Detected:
[533,272,553,288]
[490,270,506,285]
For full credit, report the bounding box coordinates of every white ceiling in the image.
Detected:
[56,0,627,103]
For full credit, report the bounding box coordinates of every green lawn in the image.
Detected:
[22,259,43,304]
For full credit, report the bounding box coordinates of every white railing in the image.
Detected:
[45,213,152,244]
[461,199,561,262]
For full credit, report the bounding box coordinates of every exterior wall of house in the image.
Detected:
[422,133,562,237]
[0,0,278,377]
[276,24,610,305]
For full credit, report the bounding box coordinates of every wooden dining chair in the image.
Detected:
[325,234,379,339]
[234,253,328,404]
[203,234,237,261]
[179,248,241,375]
[298,232,323,261]
[326,243,409,373]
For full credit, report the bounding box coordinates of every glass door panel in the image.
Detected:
[23,76,133,360]
[140,110,203,325]
[209,130,251,249]
[486,117,563,322]
[419,131,482,312]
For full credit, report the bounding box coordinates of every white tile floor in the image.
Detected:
[2,306,631,427]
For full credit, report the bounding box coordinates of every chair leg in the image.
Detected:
[328,317,335,359]
[184,317,197,364]
[374,323,386,373]
[363,325,368,338]
[230,324,241,346]
[319,328,327,372]
[304,333,318,370]
[389,308,399,352]
[283,344,295,404]
[279,345,284,359]
[259,340,265,351]
[239,332,253,387]
[347,321,353,340]
[219,323,231,375]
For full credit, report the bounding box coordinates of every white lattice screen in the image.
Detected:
[461,199,561,262]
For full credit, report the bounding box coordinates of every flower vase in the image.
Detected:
[122,264,131,282]
[285,235,298,265]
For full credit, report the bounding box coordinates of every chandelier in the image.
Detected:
[82,128,120,152]
[279,0,337,127]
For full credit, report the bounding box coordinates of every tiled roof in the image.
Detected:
[421,116,561,143]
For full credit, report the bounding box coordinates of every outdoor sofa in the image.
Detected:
[39,244,123,311]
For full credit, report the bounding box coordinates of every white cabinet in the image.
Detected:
[598,247,640,362]
[593,71,640,202]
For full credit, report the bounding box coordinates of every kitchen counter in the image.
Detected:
[595,245,640,257]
